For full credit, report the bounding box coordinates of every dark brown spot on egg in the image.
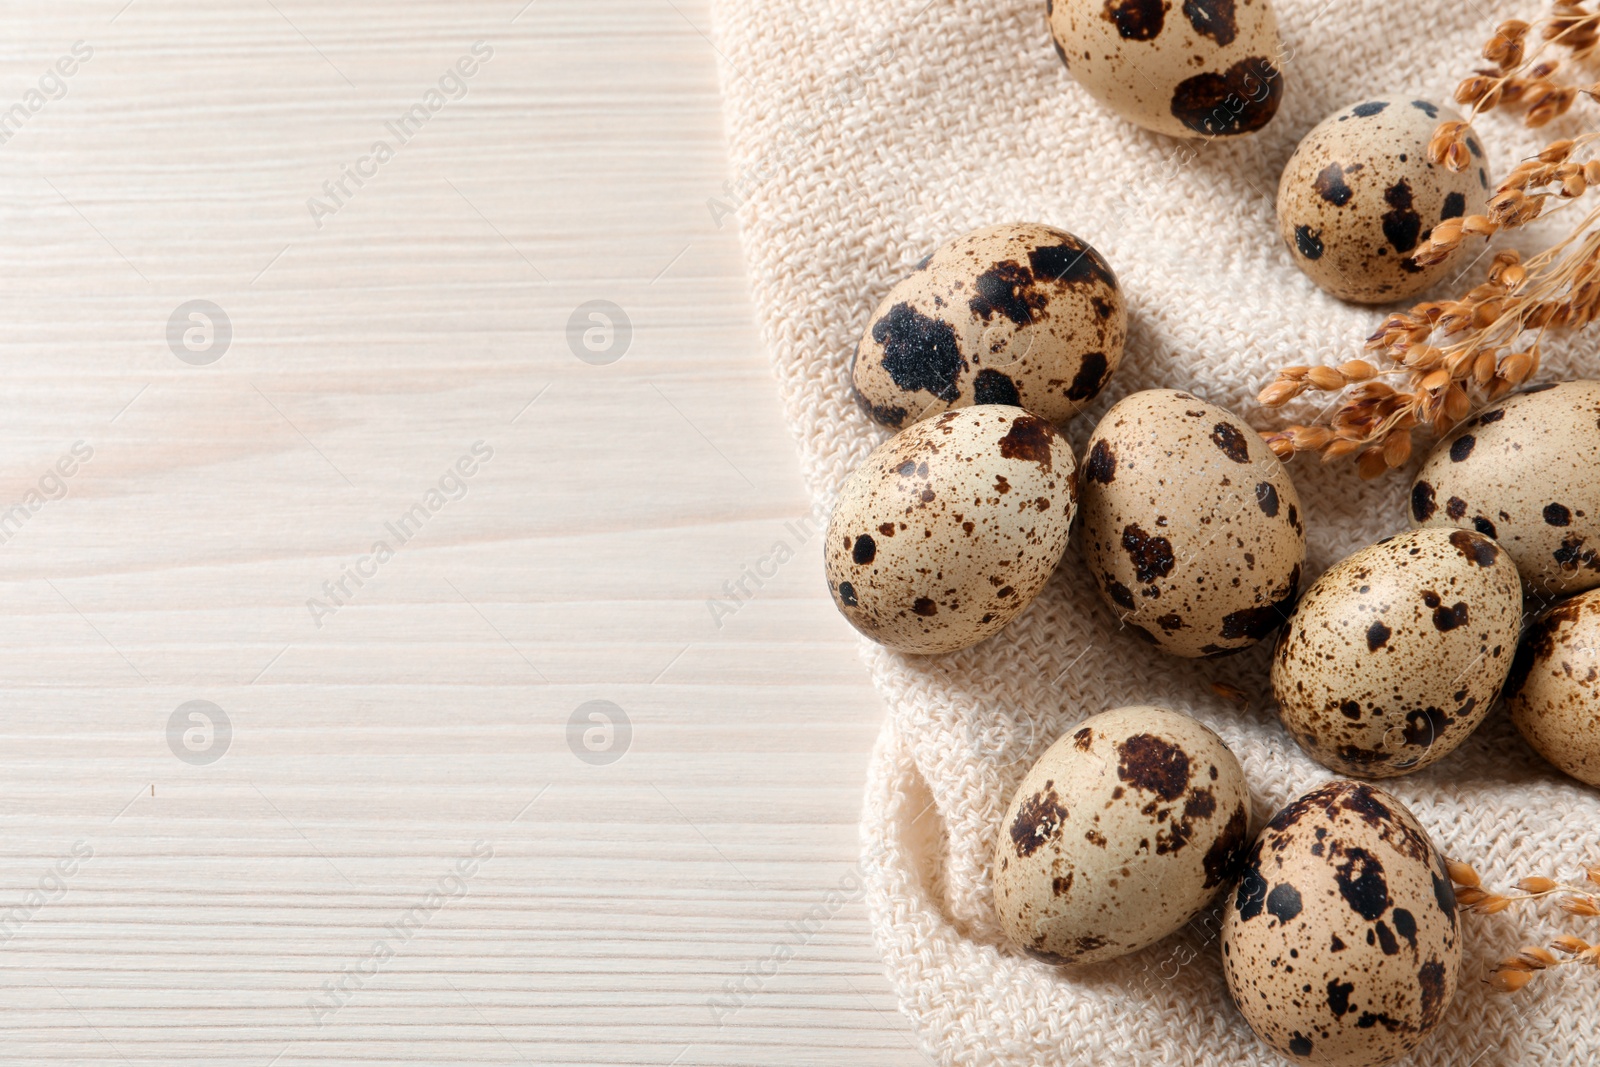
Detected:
[1441,191,1467,220]
[1065,351,1110,401]
[1545,502,1573,526]
[1266,883,1303,925]
[973,368,1021,406]
[912,597,938,617]
[852,387,908,428]
[1411,480,1437,521]
[1073,727,1093,751]
[998,414,1056,471]
[1023,946,1072,965]
[1412,99,1439,117]
[873,303,965,402]
[1030,239,1118,290]
[1255,481,1280,516]
[1334,846,1390,920]
[1450,434,1476,461]
[1219,564,1300,640]
[1169,56,1283,136]
[1287,1035,1313,1057]
[1116,733,1190,800]
[852,534,876,565]
[1340,700,1362,720]
[1052,873,1073,897]
[1431,869,1458,928]
[1432,601,1469,631]
[969,260,1045,326]
[1210,422,1251,462]
[1293,224,1324,259]
[1327,978,1354,1018]
[1449,529,1499,566]
[1374,920,1399,955]
[1418,959,1448,1028]
[1393,907,1417,950]
[1085,440,1116,484]
[1313,162,1353,206]
[837,582,857,607]
[1182,0,1235,43]
[1121,524,1176,584]
[1351,100,1389,117]
[1202,806,1248,888]
[1473,515,1498,538]
[1382,179,1423,253]
[1367,620,1392,651]
[1156,613,1184,631]
[1102,0,1165,40]
[1010,784,1069,858]
[1446,496,1468,519]
[1104,575,1136,609]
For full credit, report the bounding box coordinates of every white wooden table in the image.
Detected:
[0,2,922,1062]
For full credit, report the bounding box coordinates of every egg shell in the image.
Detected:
[1078,388,1306,657]
[993,705,1251,965]
[1047,0,1284,139]
[1411,381,1600,599]
[851,223,1127,429]
[1506,587,1600,787]
[1277,96,1488,304]
[1272,528,1522,778]
[824,407,1076,654]
[1221,780,1460,1067]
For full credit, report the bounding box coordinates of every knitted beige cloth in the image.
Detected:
[710,0,1598,1062]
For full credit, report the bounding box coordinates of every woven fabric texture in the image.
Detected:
[709,0,1598,1062]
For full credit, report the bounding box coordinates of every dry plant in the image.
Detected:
[1447,858,1600,992]
[1257,6,1600,478]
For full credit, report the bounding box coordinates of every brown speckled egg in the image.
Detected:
[1277,96,1489,304]
[852,223,1126,429]
[994,705,1251,965]
[1047,0,1283,138]
[1411,381,1600,599]
[1221,781,1460,1067]
[824,407,1076,654]
[1272,528,1522,778]
[1506,588,1600,787]
[1079,388,1306,657]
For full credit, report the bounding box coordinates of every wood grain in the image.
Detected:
[0,1,921,1062]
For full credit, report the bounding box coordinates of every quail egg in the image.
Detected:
[1079,388,1306,657]
[1222,780,1460,1067]
[1506,587,1600,787]
[994,705,1251,965]
[1272,528,1522,777]
[1048,0,1284,138]
[1411,381,1600,600]
[824,406,1076,654]
[852,223,1126,428]
[1278,95,1489,303]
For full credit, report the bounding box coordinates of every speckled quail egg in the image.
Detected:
[1222,780,1460,1067]
[1272,528,1522,778]
[1506,587,1600,787]
[1411,381,1600,600]
[1278,95,1490,304]
[1047,0,1284,138]
[824,406,1076,654]
[852,223,1127,429]
[1078,388,1306,657]
[994,705,1251,965]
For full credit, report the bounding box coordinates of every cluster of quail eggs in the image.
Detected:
[817,2,1600,1064]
